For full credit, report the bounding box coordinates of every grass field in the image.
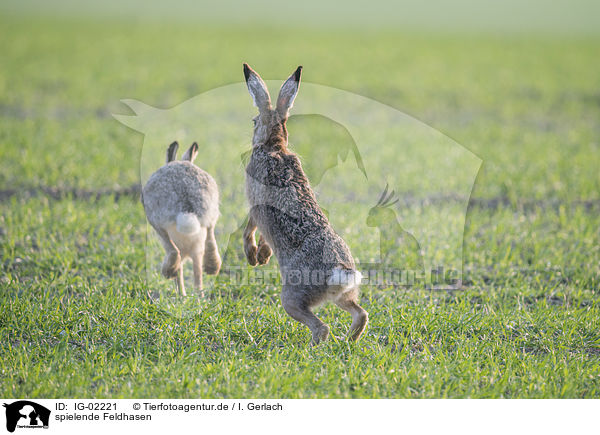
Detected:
[1,4,599,398]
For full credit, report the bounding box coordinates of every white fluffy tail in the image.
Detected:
[176,212,201,234]
[327,267,363,290]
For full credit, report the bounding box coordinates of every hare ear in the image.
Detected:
[276,66,302,117]
[243,63,271,112]
[181,142,199,162]
[166,141,179,163]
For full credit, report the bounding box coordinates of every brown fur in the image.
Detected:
[243,64,368,344]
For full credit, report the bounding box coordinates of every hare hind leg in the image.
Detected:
[175,264,186,297]
[190,250,203,295]
[203,225,221,275]
[335,289,369,342]
[282,288,330,345]
[190,228,207,294]
[152,224,181,279]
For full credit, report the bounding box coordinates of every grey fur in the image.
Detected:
[242,64,368,344]
[142,142,221,296]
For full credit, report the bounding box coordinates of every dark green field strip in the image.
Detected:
[1,186,600,215]
[0,185,142,202]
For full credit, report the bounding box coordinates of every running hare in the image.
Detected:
[142,141,221,296]
[242,64,368,344]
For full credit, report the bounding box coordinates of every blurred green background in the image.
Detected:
[0,0,599,398]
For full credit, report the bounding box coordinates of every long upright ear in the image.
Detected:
[276,66,302,117]
[243,63,271,112]
[181,142,199,162]
[166,141,179,163]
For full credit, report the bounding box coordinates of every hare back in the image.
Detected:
[246,148,355,271]
[142,162,219,229]
[250,204,354,267]
[245,148,329,240]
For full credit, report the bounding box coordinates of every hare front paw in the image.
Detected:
[245,244,258,266]
[257,243,272,265]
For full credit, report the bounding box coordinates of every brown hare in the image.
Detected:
[142,141,221,296]
[242,63,368,344]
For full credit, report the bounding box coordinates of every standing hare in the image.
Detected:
[142,141,221,296]
[242,63,368,344]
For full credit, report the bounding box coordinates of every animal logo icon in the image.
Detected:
[3,401,50,433]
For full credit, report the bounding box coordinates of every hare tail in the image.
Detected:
[327,267,363,291]
[176,212,201,234]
